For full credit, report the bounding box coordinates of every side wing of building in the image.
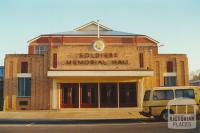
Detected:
[3,54,51,110]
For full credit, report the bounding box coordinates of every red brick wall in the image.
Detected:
[30,36,156,44]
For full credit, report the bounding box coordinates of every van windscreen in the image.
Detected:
[144,90,151,101]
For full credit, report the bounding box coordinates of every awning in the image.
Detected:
[47,71,154,77]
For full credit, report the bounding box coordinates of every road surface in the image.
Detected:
[0,119,199,133]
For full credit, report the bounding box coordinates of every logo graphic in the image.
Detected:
[93,40,105,51]
[167,98,198,129]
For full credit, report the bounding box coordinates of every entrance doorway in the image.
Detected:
[100,83,117,107]
[59,82,137,108]
[60,83,79,108]
[80,83,98,108]
[119,83,137,107]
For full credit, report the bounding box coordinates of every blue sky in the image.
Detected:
[0,0,200,72]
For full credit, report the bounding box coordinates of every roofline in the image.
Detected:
[27,35,158,44]
[73,21,113,31]
[144,35,159,43]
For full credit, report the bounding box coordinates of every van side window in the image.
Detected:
[144,90,151,101]
[175,89,195,99]
[153,90,174,100]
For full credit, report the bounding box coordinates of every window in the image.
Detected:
[18,78,31,97]
[175,89,195,99]
[53,53,57,68]
[153,90,174,100]
[0,77,3,100]
[21,62,28,73]
[164,76,176,86]
[167,61,174,72]
[0,67,3,77]
[35,45,47,54]
[144,90,151,101]
[139,53,144,68]
[19,101,28,106]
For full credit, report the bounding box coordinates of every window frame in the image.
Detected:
[21,62,28,73]
[153,90,174,100]
[175,89,195,99]
[53,53,57,68]
[164,76,176,86]
[35,45,47,54]
[17,77,31,97]
[139,53,144,68]
[166,61,174,72]
[0,68,3,77]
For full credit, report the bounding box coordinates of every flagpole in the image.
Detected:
[97,20,100,38]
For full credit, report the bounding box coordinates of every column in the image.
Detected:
[117,83,120,108]
[52,80,58,110]
[57,83,61,110]
[79,83,81,108]
[140,78,144,108]
[98,83,100,108]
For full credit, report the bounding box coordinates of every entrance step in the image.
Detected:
[58,108,143,119]
[0,108,145,119]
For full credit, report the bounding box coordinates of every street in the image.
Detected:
[0,120,199,133]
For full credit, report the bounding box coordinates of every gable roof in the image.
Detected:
[28,21,159,44]
[74,21,112,31]
[43,30,141,36]
[43,21,143,36]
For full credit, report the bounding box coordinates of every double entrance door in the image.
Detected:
[100,83,118,107]
[60,82,137,108]
[80,83,98,108]
[60,83,98,108]
[99,83,136,107]
[119,83,137,107]
[60,83,79,108]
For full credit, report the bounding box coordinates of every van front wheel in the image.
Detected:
[160,110,174,121]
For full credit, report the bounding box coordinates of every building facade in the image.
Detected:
[4,21,189,111]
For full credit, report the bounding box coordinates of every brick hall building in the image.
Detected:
[3,21,189,111]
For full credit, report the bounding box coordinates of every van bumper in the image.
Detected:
[139,111,151,117]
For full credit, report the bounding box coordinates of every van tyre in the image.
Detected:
[160,110,174,121]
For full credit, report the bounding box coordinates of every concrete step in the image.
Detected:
[0,108,145,119]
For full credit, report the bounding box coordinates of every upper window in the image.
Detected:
[35,45,47,54]
[53,53,57,68]
[175,89,195,99]
[139,53,144,68]
[164,76,176,86]
[18,78,31,97]
[21,62,28,73]
[144,90,151,101]
[153,90,174,100]
[167,61,174,72]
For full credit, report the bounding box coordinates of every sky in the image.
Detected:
[0,0,200,73]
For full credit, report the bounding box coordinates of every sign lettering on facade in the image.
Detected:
[53,45,139,70]
[64,53,129,65]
